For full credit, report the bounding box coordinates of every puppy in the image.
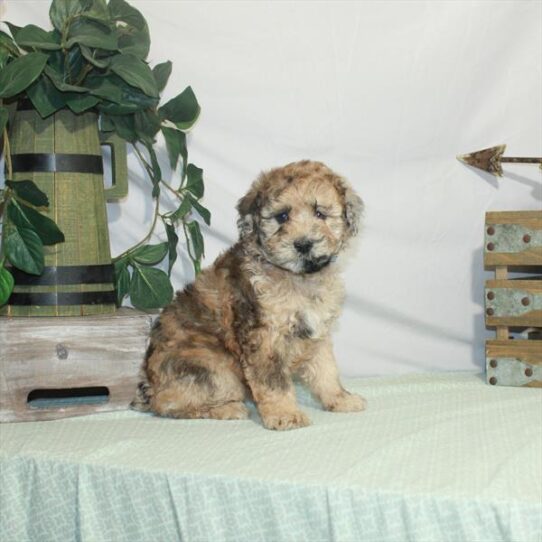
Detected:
[132,160,367,430]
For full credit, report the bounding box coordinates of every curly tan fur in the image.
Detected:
[132,160,367,430]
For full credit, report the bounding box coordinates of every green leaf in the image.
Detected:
[188,195,211,226]
[159,86,201,129]
[161,126,186,170]
[164,222,178,277]
[43,48,85,89]
[116,26,150,60]
[0,48,10,71]
[26,75,67,117]
[107,114,137,143]
[109,0,149,59]
[113,259,130,306]
[185,164,204,198]
[0,106,8,133]
[0,30,18,70]
[66,18,118,50]
[86,73,123,103]
[144,143,162,198]
[80,1,111,26]
[65,92,100,113]
[49,0,95,32]
[131,242,168,266]
[7,200,65,246]
[110,54,158,98]
[5,226,44,275]
[97,75,158,115]
[108,0,146,30]
[13,25,61,51]
[44,65,88,93]
[5,180,48,207]
[134,109,161,143]
[187,220,204,260]
[79,44,110,68]
[0,52,48,99]
[152,61,172,93]
[100,114,115,132]
[0,266,15,306]
[170,196,192,222]
[129,265,173,310]
[0,30,19,57]
[4,23,23,40]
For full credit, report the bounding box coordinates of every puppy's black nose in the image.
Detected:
[294,238,313,254]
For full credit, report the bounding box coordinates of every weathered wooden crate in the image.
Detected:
[0,309,152,422]
[484,211,542,388]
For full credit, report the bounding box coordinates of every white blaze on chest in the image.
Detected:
[251,270,344,339]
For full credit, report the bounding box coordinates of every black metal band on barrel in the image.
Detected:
[8,290,116,306]
[11,153,103,174]
[8,265,114,286]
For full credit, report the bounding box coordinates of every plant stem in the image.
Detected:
[182,220,197,263]
[132,143,155,181]
[3,128,13,180]
[160,179,182,197]
[113,187,161,262]
[74,63,93,86]
[133,144,187,199]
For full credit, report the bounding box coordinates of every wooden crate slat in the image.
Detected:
[486,340,542,388]
[485,279,542,327]
[486,211,542,224]
[484,211,542,268]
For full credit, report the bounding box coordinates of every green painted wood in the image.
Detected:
[1,108,127,317]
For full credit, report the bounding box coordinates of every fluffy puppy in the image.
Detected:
[132,160,367,430]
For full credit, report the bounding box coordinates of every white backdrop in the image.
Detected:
[2,0,541,377]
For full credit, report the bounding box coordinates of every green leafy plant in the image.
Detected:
[0,0,209,310]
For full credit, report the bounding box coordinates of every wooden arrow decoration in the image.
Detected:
[457,144,542,177]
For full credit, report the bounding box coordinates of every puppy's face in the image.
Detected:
[237,161,363,274]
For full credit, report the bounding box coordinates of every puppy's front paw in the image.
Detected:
[327,392,367,413]
[262,410,311,431]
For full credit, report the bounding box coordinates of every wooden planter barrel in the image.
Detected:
[1,105,128,317]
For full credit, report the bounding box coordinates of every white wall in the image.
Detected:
[2,0,541,377]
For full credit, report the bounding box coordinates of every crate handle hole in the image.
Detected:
[27,387,110,409]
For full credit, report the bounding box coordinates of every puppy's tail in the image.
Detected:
[130,370,153,412]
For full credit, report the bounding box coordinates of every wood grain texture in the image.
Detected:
[486,340,542,365]
[0,309,154,422]
[486,211,542,224]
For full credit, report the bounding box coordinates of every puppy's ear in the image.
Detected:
[236,183,262,238]
[337,177,364,238]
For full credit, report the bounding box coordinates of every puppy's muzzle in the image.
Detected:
[303,255,331,274]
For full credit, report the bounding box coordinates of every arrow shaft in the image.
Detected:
[501,157,542,164]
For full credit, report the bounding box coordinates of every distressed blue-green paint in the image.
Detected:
[485,224,542,254]
[485,287,542,317]
[486,357,541,387]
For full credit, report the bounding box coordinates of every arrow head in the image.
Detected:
[457,144,506,177]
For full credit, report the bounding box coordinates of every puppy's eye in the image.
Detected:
[275,211,289,224]
[315,209,327,220]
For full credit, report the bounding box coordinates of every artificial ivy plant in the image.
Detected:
[0,0,208,310]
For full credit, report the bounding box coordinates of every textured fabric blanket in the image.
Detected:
[1,371,541,542]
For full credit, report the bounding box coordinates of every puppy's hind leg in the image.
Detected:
[149,350,248,420]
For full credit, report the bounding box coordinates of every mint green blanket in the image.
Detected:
[1,372,541,542]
